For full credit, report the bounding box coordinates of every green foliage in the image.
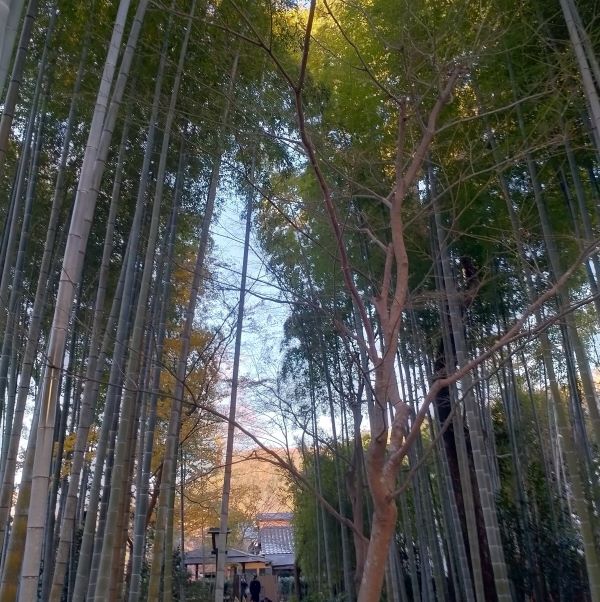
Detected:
[492,391,590,600]
[293,445,355,599]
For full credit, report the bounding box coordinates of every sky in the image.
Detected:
[210,188,296,451]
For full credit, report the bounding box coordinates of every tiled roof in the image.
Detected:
[184,547,268,565]
[265,553,295,568]
[259,526,294,555]
[257,512,293,522]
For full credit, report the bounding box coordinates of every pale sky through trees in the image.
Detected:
[211,188,293,445]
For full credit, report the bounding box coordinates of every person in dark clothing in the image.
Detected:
[249,575,261,602]
[240,576,249,601]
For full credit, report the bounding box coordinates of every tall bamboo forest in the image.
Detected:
[2,0,600,601]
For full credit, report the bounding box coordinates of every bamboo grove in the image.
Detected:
[1,0,600,601]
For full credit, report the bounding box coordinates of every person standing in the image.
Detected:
[240,575,249,601]
[249,575,261,602]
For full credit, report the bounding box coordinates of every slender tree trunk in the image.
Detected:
[432,176,511,602]
[163,461,177,601]
[214,149,256,602]
[0,390,41,599]
[0,0,26,101]
[72,196,137,601]
[147,44,238,600]
[87,385,126,599]
[0,9,52,338]
[49,111,131,601]
[0,320,18,490]
[483,80,600,599]
[0,73,47,433]
[429,217,485,602]
[494,346,544,602]
[314,324,354,601]
[128,139,184,602]
[41,301,82,602]
[559,0,600,152]
[109,391,142,601]
[17,0,138,596]
[122,313,154,598]
[0,0,38,175]
[509,68,600,451]
[96,5,192,597]
[84,184,146,598]
[348,302,371,590]
[179,446,186,602]
[0,32,88,558]
[564,138,600,295]
[313,402,334,596]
